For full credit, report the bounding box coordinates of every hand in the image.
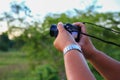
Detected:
[73,22,97,59]
[54,22,77,52]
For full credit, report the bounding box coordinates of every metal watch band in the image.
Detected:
[63,44,82,55]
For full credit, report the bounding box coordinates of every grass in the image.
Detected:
[0,49,119,80]
[0,50,31,80]
[0,50,61,80]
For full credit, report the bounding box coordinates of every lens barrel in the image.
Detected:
[50,24,58,37]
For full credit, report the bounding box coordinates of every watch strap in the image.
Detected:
[63,44,82,55]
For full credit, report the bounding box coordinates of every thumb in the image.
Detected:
[57,22,65,32]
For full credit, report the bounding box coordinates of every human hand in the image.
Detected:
[54,22,77,52]
[73,22,97,59]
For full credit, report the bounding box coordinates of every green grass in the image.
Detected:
[0,50,31,80]
[0,50,61,80]
[0,49,118,80]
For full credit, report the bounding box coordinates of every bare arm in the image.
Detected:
[74,22,120,80]
[53,22,96,80]
[64,50,95,80]
[88,50,120,80]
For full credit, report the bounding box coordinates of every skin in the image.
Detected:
[54,22,96,80]
[73,22,120,80]
[54,22,120,80]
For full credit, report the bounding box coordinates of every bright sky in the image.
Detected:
[0,0,120,16]
[0,0,120,33]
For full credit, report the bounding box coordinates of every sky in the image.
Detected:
[0,0,120,33]
[0,0,120,17]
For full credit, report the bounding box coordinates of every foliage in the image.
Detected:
[0,11,120,79]
[0,1,120,79]
[40,12,120,79]
[31,64,60,80]
[0,33,11,51]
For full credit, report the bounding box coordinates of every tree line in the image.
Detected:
[0,1,120,79]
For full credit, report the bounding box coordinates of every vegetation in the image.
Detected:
[0,1,120,80]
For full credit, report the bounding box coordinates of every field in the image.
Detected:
[0,50,32,80]
[0,49,119,80]
[0,50,61,80]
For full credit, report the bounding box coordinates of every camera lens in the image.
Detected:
[50,23,81,42]
[50,24,58,37]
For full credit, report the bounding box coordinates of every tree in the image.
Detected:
[0,0,120,80]
[0,33,10,51]
[41,11,120,80]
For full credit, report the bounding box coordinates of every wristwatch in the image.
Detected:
[63,44,82,55]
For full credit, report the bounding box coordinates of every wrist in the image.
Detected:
[87,48,98,60]
[63,44,82,55]
[62,41,77,51]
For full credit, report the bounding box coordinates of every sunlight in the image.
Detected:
[0,22,8,34]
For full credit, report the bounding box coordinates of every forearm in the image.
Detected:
[64,50,95,80]
[89,50,120,80]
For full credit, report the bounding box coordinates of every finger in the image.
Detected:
[73,22,86,33]
[57,22,65,33]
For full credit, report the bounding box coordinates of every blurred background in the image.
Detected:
[0,0,120,80]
